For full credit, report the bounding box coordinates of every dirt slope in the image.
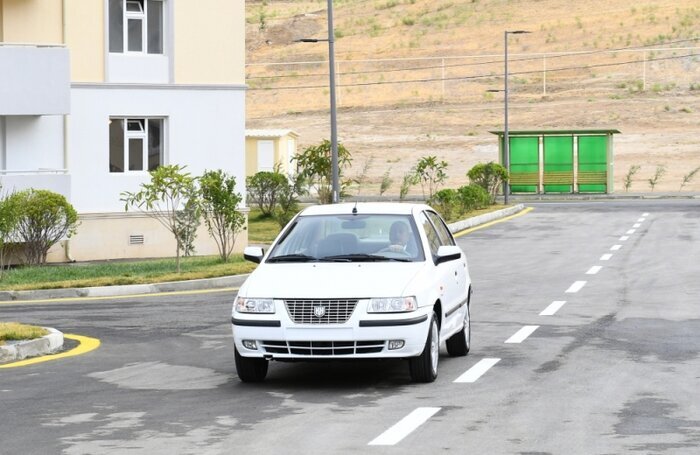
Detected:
[245,0,700,194]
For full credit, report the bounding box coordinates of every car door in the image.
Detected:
[425,210,468,335]
[418,211,461,335]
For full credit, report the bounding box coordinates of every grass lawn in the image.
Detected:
[0,322,48,346]
[247,208,283,244]
[0,255,257,291]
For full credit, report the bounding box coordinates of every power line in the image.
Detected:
[246,37,700,81]
[247,51,698,91]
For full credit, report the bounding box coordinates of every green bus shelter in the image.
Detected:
[490,129,620,194]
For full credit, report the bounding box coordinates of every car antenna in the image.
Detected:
[352,201,358,215]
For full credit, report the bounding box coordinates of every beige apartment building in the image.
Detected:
[0,0,247,262]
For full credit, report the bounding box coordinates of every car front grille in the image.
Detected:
[261,340,385,356]
[284,299,358,324]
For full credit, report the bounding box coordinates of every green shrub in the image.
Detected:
[200,170,245,262]
[457,184,491,212]
[467,162,509,204]
[12,189,79,266]
[246,171,289,216]
[429,189,459,221]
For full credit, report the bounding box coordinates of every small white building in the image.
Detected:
[1,0,247,262]
[245,129,299,177]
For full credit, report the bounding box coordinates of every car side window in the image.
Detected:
[419,212,441,256]
[426,211,456,246]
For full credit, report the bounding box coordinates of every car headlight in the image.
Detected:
[367,297,417,313]
[235,297,276,314]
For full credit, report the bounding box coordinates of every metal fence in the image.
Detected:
[246,46,700,117]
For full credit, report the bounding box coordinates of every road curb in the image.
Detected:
[0,327,64,363]
[447,204,526,234]
[0,274,250,303]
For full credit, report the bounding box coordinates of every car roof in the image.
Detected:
[299,202,433,217]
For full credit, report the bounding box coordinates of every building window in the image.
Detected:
[109,0,164,54]
[109,118,164,173]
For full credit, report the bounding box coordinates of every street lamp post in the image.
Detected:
[502,30,530,205]
[297,0,340,203]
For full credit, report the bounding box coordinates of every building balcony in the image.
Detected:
[0,44,70,115]
[0,169,71,201]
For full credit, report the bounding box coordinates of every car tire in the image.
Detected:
[234,347,268,383]
[446,303,470,356]
[409,311,439,383]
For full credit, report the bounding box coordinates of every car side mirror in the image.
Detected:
[244,246,264,264]
[435,245,462,265]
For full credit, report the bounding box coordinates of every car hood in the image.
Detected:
[240,262,426,299]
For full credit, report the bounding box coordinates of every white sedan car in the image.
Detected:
[232,202,472,383]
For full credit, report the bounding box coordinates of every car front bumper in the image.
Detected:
[232,309,431,360]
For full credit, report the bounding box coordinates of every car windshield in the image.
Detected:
[267,214,425,263]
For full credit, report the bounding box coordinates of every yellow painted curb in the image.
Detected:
[0,334,100,369]
[0,286,239,306]
[454,206,534,238]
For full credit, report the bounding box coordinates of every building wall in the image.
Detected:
[46,211,249,262]
[1,0,62,44]
[4,116,64,170]
[65,0,104,82]
[174,0,244,84]
[70,85,246,213]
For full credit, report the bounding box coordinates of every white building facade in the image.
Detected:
[0,0,247,261]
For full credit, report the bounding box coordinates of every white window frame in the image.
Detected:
[110,0,165,55]
[110,117,165,174]
[124,0,146,54]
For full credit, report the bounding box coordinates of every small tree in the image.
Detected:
[354,155,374,197]
[121,164,198,273]
[467,162,509,204]
[13,189,79,266]
[679,166,700,191]
[294,140,352,204]
[623,164,641,192]
[200,169,245,262]
[379,169,393,197]
[246,170,288,217]
[399,172,418,201]
[175,197,201,257]
[274,173,307,228]
[413,156,448,199]
[648,165,666,192]
[0,188,23,276]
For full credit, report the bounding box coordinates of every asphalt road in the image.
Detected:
[1,200,699,454]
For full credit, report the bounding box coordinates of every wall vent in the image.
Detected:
[129,234,145,245]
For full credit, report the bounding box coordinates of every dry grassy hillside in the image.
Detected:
[245,0,700,194]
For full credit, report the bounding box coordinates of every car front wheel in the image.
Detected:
[409,311,439,383]
[234,347,269,383]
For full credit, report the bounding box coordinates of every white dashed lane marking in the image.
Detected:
[566,281,587,293]
[505,326,539,344]
[600,254,613,261]
[540,301,566,316]
[633,223,641,228]
[643,212,649,216]
[637,218,646,222]
[454,358,501,383]
[620,236,629,241]
[586,266,602,275]
[368,407,441,445]
[626,229,636,234]
[611,245,622,251]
